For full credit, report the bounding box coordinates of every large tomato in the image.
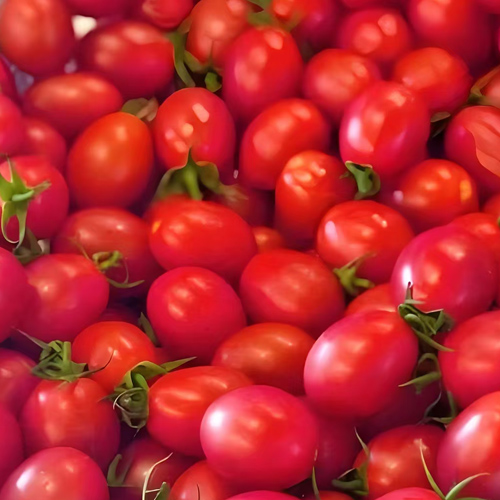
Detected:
[0,95,24,156]
[239,99,331,190]
[304,311,418,418]
[0,405,23,489]
[201,386,318,490]
[239,249,345,336]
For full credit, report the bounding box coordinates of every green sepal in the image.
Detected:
[13,229,45,265]
[167,31,196,89]
[205,72,222,93]
[334,254,375,297]
[468,65,500,107]
[399,352,441,394]
[428,390,459,426]
[343,162,381,200]
[91,250,144,290]
[139,313,160,347]
[107,454,134,488]
[311,468,322,500]
[122,98,159,123]
[142,455,173,500]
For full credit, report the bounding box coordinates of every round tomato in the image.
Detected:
[0,405,23,489]
[63,0,129,17]
[253,226,286,253]
[0,95,24,156]
[345,284,396,316]
[141,0,193,28]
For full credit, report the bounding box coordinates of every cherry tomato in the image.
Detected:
[345,284,396,316]
[391,226,497,323]
[376,489,440,500]
[148,366,252,457]
[147,267,247,363]
[78,21,174,99]
[223,27,304,124]
[0,447,110,500]
[239,99,331,190]
[0,0,75,76]
[64,0,129,17]
[0,56,18,102]
[67,112,154,208]
[276,151,357,248]
[20,254,110,342]
[304,311,418,418]
[201,385,318,490]
[392,48,472,114]
[153,88,236,180]
[388,159,478,232]
[149,197,257,284]
[141,0,193,28]
[340,82,430,179]
[23,73,123,140]
[253,226,286,253]
[0,95,24,156]
[0,405,23,489]
[239,249,345,336]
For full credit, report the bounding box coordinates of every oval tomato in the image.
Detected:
[0,405,23,489]
[345,284,396,316]
[253,226,286,253]
[0,95,24,156]
[141,0,193,28]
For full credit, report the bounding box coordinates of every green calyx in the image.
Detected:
[343,162,381,200]
[13,229,45,265]
[122,98,159,123]
[399,352,442,393]
[334,255,375,297]
[468,65,500,107]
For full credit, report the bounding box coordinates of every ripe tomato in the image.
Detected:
[141,0,193,28]
[0,95,24,156]
[0,447,110,500]
[149,197,257,284]
[212,323,314,394]
[147,267,247,363]
[253,227,286,253]
[153,88,236,180]
[222,27,304,124]
[23,73,123,140]
[148,366,252,457]
[392,48,472,114]
[0,405,23,489]
[239,99,331,190]
[239,249,345,336]
[388,159,479,232]
[305,493,352,500]
[484,193,500,218]
[345,284,396,316]
[227,494,296,500]
[376,489,441,500]
[340,82,430,179]
[0,0,75,76]
[304,311,418,418]
[201,385,318,490]
[276,151,357,248]
[63,0,129,17]
[20,254,110,342]
[0,56,18,102]
[21,377,120,469]
[391,226,497,323]
[78,21,174,99]
[303,49,381,126]
[67,112,154,208]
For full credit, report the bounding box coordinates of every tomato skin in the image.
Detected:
[0,95,24,156]
[276,151,357,248]
[375,488,441,500]
[64,0,129,17]
[0,56,18,102]
[149,198,257,284]
[52,207,162,298]
[0,405,23,489]
[148,366,252,457]
[239,249,345,336]
[147,267,247,363]
[227,494,296,500]
[304,311,418,418]
[141,0,193,28]
[305,493,352,500]
[484,193,500,218]
[67,112,154,209]
[388,159,479,233]
[345,284,396,316]
[201,385,318,490]
[0,447,110,500]
[392,48,472,114]
[153,88,236,180]
[0,0,75,76]
[339,82,430,179]
[317,201,414,284]
[212,323,314,394]
[240,100,331,190]
[391,226,497,323]
[223,27,304,124]
[78,21,174,99]
[20,254,110,343]
[20,378,120,469]
[436,392,500,499]
[23,73,123,140]
[253,227,286,253]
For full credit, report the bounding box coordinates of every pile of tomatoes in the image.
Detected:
[3,0,500,499]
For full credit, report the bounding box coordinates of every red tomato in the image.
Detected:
[147,267,247,363]
[253,226,286,253]
[0,447,110,500]
[392,48,472,114]
[20,254,110,342]
[64,0,129,16]
[201,385,318,490]
[20,378,120,469]
[388,159,479,232]
[52,207,162,298]
[436,392,500,499]
[316,200,414,285]
[141,0,193,28]
[222,27,304,124]
[153,88,236,180]
[23,73,123,140]
[376,489,440,500]
[305,493,352,500]
[0,56,18,102]
[239,99,331,190]
[212,323,314,394]
[303,49,381,126]
[340,82,430,179]
[391,226,497,323]
[78,21,174,99]
[227,494,296,500]
[149,197,257,284]
[67,112,154,208]
[0,0,75,76]
[0,405,23,489]
[304,311,418,418]
[0,95,24,156]
[148,366,252,457]
[276,151,357,248]
[345,284,396,316]
[478,0,500,12]
[484,193,500,218]
[239,249,345,336]
[445,106,500,194]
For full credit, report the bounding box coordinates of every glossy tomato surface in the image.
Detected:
[253,226,286,253]
[0,95,24,156]
[0,405,23,489]
[345,284,396,316]
[375,489,440,500]
[141,0,193,28]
